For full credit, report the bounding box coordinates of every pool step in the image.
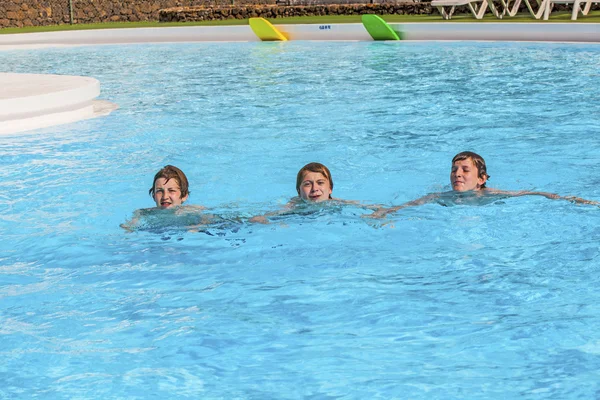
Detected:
[0,73,115,135]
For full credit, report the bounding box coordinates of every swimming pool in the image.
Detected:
[2,40,600,398]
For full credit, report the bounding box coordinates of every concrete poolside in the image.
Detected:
[0,23,598,135]
[0,73,117,135]
[0,23,599,46]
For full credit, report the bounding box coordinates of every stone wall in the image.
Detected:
[0,0,275,28]
[159,3,431,21]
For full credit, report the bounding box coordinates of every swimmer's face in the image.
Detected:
[298,171,332,202]
[152,177,188,209]
[451,158,486,192]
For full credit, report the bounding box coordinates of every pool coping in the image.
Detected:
[0,23,599,47]
[1,23,598,135]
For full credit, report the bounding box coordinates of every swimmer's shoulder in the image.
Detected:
[331,197,360,205]
[136,207,157,216]
[172,204,206,214]
[481,188,505,195]
[181,205,206,211]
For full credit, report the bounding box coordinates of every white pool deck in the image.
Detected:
[1,23,599,135]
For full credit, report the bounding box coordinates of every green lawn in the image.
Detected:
[1,10,599,35]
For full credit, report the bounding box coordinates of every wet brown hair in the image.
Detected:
[452,151,490,188]
[148,165,190,199]
[296,162,333,199]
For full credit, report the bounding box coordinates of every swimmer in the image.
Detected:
[121,165,206,231]
[371,151,598,218]
[149,165,190,209]
[249,162,368,224]
[296,162,335,202]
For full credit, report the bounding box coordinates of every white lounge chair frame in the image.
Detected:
[521,0,549,18]
[495,0,523,16]
[542,0,594,19]
[431,0,504,19]
[435,0,595,20]
[507,0,593,19]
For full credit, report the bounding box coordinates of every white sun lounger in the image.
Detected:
[431,0,504,19]
[520,0,552,18]
[542,0,594,19]
[516,0,592,19]
[433,0,594,20]
[494,0,523,16]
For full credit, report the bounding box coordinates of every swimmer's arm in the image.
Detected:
[485,188,561,200]
[331,197,386,211]
[369,193,439,219]
[248,213,275,224]
[249,201,297,224]
[486,189,599,205]
[518,191,599,205]
[185,213,222,231]
[562,196,600,206]
[185,205,206,211]
[120,209,143,232]
[332,197,359,205]
[120,220,137,232]
[518,191,560,200]
[175,204,207,215]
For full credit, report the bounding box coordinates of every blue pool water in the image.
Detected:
[2,40,600,398]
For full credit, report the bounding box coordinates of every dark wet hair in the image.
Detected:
[296,162,333,199]
[148,165,189,199]
[452,151,490,188]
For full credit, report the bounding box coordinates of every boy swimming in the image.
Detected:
[121,165,207,231]
[250,162,367,224]
[371,151,597,218]
[296,162,334,202]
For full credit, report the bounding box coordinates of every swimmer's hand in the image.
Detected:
[365,206,400,219]
[120,215,140,232]
[359,203,387,211]
[249,216,270,224]
[120,222,135,232]
[365,194,437,218]
[563,196,599,206]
